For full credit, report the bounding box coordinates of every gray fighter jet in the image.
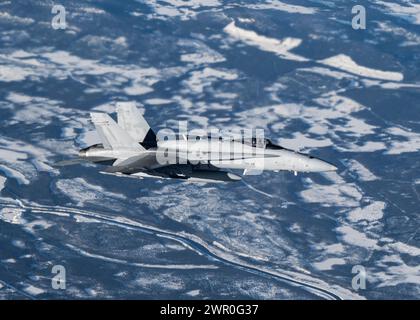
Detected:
[57,103,337,183]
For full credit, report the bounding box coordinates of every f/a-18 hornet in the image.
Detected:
[57,103,337,183]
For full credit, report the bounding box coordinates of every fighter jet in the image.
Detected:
[56,103,337,183]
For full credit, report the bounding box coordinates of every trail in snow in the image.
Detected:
[0,197,344,300]
[0,279,36,300]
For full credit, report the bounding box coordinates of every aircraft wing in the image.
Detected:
[104,151,160,174]
[105,150,192,174]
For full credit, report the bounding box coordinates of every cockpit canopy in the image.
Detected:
[222,136,288,150]
[178,134,290,150]
[264,139,287,150]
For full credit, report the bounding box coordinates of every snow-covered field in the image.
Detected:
[0,0,419,299]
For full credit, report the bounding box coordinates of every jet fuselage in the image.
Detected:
[79,138,337,175]
[62,103,338,183]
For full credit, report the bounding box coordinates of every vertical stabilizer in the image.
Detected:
[90,112,144,151]
[116,102,157,148]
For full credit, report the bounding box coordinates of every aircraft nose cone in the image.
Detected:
[323,162,338,172]
[310,158,337,172]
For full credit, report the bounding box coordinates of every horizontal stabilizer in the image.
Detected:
[106,152,158,174]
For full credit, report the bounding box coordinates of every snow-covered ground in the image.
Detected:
[0,0,419,299]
